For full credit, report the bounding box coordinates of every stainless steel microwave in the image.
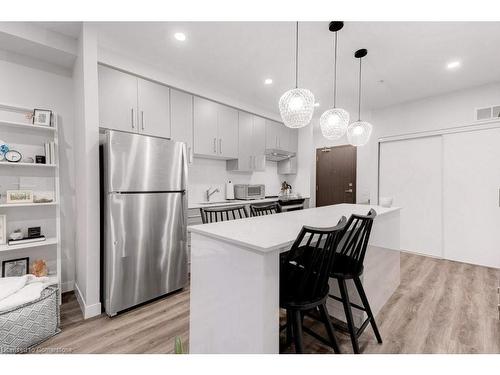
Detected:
[234,184,265,200]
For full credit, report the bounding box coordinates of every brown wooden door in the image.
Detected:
[316,145,356,207]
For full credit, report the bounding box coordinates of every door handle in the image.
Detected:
[345,189,353,193]
[219,139,222,154]
[213,138,217,153]
[131,108,135,129]
[141,111,145,130]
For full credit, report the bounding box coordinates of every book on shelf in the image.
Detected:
[8,235,46,246]
[44,141,56,165]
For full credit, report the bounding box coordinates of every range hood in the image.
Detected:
[265,149,296,162]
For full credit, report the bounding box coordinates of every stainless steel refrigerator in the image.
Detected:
[101,130,188,316]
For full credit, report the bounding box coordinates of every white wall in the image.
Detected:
[0,52,75,291]
[188,159,298,204]
[72,24,101,319]
[305,82,500,207]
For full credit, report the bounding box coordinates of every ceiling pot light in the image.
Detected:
[174,32,186,41]
[320,21,350,141]
[264,78,273,85]
[347,48,373,147]
[279,22,315,129]
[446,60,461,69]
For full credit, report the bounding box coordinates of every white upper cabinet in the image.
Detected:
[137,78,170,138]
[170,89,193,163]
[265,119,280,149]
[252,116,266,171]
[193,97,238,159]
[265,119,292,151]
[98,65,138,132]
[98,65,171,137]
[193,97,218,156]
[227,113,266,172]
[217,105,238,159]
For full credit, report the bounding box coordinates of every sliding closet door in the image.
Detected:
[443,128,500,268]
[379,136,443,257]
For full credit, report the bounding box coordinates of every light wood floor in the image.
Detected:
[36,253,499,354]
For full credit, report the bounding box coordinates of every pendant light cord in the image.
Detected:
[358,56,362,121]
[333,31,338,108]
[295,21,299,89]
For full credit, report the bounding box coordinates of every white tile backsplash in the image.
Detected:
[188,157,297,204]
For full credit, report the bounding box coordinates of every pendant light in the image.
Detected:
[320,21,350,140]
[347,48,372,146]
[279,21,315,129]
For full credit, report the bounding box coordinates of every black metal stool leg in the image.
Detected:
[338,278,360,354]
[354,276,383,344]
[286,310,293,346]
[319,303,341,354]
[292,310,304,353]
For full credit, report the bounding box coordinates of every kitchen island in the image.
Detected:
[188,203,401,353]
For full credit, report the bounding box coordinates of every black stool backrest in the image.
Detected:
[281,216,347,304]
[249,202,281,216]
[337,209,377,269]
[200,205,249,224]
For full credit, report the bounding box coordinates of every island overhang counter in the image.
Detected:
[188,203,401,353]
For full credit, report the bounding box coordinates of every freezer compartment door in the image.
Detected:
[105,130,187,192]
[104,192,188,315]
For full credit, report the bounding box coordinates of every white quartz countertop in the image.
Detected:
[188,203,400,253]
[188,196,309,210]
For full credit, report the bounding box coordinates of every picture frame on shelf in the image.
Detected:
[32,109,52,127]
[2,257,29,277]
[6,190,33,204]
[0,215,6,245]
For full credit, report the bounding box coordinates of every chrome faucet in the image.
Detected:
[206,187,220,202]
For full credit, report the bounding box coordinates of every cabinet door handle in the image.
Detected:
[131,108,135,129]
[141,111,145,130]
[219,139,222,154]
[249,156,252,170]
[187,146,192,164]
[213,138,217,153]
[275,136,278,148]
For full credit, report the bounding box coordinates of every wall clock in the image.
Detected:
[4,150,22,163]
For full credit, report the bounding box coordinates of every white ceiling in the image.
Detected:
[37,21,500,115]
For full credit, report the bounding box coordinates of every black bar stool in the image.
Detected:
[199,205,248,223]
[249,202,281,216]
[328,209,382,354]
[280,216,347,354]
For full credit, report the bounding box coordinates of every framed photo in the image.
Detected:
[0,215,6,245]
[32,109,52,127]
[6,190,33,204]
[2,257,29,277]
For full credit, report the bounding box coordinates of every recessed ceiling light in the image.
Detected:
[264,78,273,85]
[446,60,461,70]
[314,103,320,107]
[174,32,186,42]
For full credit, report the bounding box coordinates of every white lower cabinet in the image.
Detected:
[379,127,500,268]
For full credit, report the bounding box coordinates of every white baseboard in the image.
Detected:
[74,282,102,320]
[61,280,74,293]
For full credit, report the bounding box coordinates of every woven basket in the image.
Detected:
[0,286,60,354]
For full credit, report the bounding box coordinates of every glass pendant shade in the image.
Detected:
[279,88,315,129]
[320,108,349,140]
[346,120,372,146]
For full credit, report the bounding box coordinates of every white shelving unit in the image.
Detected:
[0,102,61,295]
